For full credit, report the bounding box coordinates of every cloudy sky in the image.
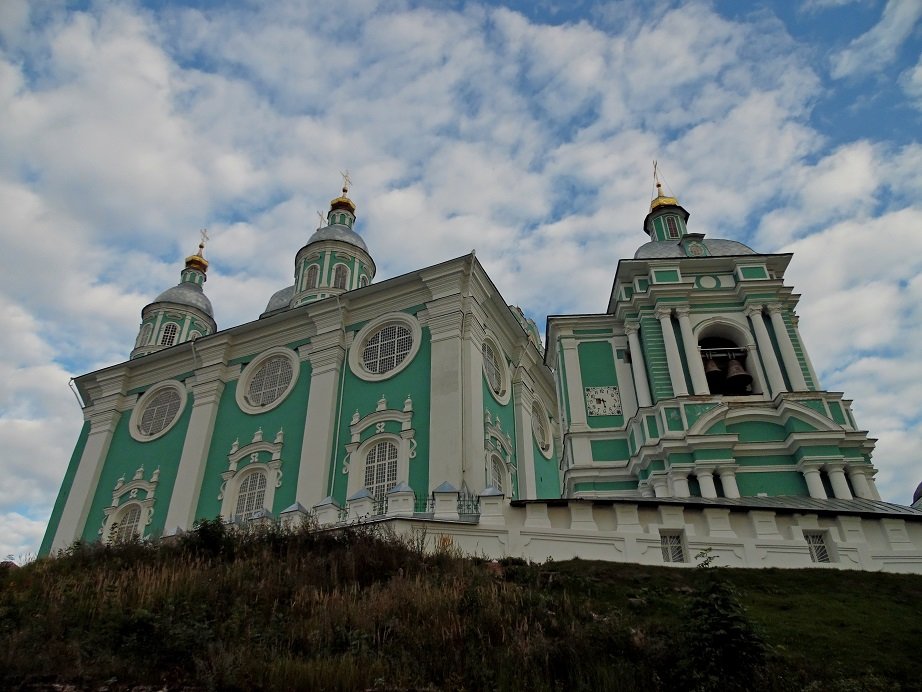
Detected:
[2,0,921,559]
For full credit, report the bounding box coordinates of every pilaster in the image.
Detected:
[767,304,808,391]
[654,305,688,397]
[745,305,787,396]
[625,322,652,407]
[512,374,537,499]
[675,306,709,395]
[427,297,466,491]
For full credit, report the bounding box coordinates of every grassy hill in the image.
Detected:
[2,521,920,691]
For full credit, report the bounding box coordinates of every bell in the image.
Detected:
[704,358,723,382]
[725,359,753,393]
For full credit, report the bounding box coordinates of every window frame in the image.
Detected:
[531,399,554,459]
[332,263,349,290]
[234,469,269,521]
[804,531,832,563]
[305,264,319,290]
[482,335,511,405]
[660,530,687,563]
[348,312,423,382]
[235,347,301,415]
[665,215,680,239]
[129,380,188,442]
[160,322,179,346]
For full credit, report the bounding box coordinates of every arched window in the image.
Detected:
[665,215,680,239]
[700,336,754,396]
[359,275,368,287]
[160,323,178,346]
[112,504,142,543]
[306,265,319,289]
[364,440,398,500]
[333,265,348,290]
[490,455,505,494]
[235,471,267,520]
[482,342,502,393]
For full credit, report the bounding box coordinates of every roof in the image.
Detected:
[305,223,368,252]
[150,282,214,317]
[633,238,757,259]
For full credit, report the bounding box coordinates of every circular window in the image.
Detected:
[532,401,554,459]
[482,336,510,404]
[236,347,300,414]
[349,313,422,382]
[129,381,187,442]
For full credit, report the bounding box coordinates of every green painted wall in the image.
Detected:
[80,391,194,542]
[735,471,809,496]
[533,436,560,499]
[39,420,91,555]
[330,322,433,504]
[727,421,787,443]
[653,269,680,283]
[484,372,518,499]
[590,438,630,462]
[639,314,673,402]
[781,311,816,390]
[740,266,768,279]
[195,357,312,521]
[578,341,623,428]
[573,480,637,492]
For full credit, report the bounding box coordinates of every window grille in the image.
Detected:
[362,324,413,374]
[235,472,267,519]
[491,456,505,493]
[113,504,141,542]
[161,323,178,346]
[660,532,686,563]
[247,356,294,407]
[805,532,831,563]
[138,388,182,436]
[665,215,680,239]
[483,342,503,393]
[333,265,347,289]
[365,441,398,500]
[306,265,319,289]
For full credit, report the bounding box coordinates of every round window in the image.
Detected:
[349,313,422,382]
[236,347,300,414]
[129,381,187,442]
[481,337,510,404]
[532,401,554,459]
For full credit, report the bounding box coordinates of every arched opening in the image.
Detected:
[306,265,319,289]
[333,264,348,290]
[699,335,756,396]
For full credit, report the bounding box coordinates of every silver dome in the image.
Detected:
[152,282,214,317]
[633,238,757,259]
[262,285,294,315]
[306,223,368,252]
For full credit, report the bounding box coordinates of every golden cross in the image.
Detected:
[340,169,351,193]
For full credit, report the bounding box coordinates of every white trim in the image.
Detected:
[345,432,414,499]
[235,346,300,415]
[482,334,511,405]
[128,380,188,442]
[348,312,422,382]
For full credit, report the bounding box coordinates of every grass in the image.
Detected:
[1,520,920,691]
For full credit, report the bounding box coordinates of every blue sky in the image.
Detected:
[1,0,921,558]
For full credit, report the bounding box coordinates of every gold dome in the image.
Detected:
[185,242,209,273]
[649,182,679,211]
[330,187,356,213]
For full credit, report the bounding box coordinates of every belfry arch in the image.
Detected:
[694,318,764,396]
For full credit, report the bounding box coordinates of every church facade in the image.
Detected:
[41,183,922,571]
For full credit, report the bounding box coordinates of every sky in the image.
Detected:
[1,0,921,560]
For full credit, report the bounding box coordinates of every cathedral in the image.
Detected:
[40,179,922,571]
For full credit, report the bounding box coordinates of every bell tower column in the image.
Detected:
[745,305,787,396]
[767,304,808,391]
[625,322,652,407]
[675,306,709,395]
[654,306,688,397]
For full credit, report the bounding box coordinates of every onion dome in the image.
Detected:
[510,305,543,352]
[131,235,217,359]
[913,480,922,507]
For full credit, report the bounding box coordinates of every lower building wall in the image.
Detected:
[305,499,922,573]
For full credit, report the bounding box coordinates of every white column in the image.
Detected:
[675,306,709,395]
[427,298,466,491]
[718,466,741,498]
[696,469,717,499]
[670,469,690,497]
[164,365,226,531]
[767,304,808,391]
[625,322,652,407]
[826,463,853,500]
[51,405,122,551]
[745,305,787,396]
[792,314,821,388]
[460,314,487,491]
[561,337,588,428]
[297,329,345,507]
[650,475,670,498]
[654,306,689,397]
[847,467,874,500]
[512,375,538,500]
[800,465,827,499]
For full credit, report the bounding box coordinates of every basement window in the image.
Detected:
[805,532,831,563]
[660,531,686,563]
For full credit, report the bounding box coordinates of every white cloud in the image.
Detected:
[830,0,922,78]
[1,1,920,556]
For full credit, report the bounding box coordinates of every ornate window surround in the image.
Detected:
[235,346,300,415]
[348,312,422,382]
[219,427,284,521]
[484,409,514,493]
[343,394,417,498]
[531,399,554,460]
[482,334,511,405]
[99,465,160,542]
[129,380,188,442]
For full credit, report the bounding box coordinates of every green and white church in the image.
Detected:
[41,181,922,571]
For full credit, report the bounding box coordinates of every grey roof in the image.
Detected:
[479,486,505,497]
[634,237,757,259]
[263,284,294,315]
[347,488,374,501]
[432,481,459,493]
[151,282,214,317]
[280,502,310,514]
[388,481,414,494]
[306,223,368,252]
